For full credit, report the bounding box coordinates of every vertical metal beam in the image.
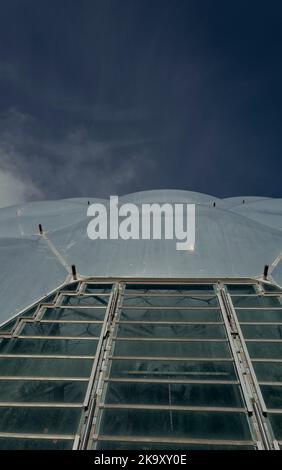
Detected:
[218,284,274,449]
[217,288,254,414]
[79,282,122,449]
[226,292,268,415]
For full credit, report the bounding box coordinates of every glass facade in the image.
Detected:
[0,279,281,449]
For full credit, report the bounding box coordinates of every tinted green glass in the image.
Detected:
[119,308,221,322]
[226,285,257,295]
[42,307,106,321]
[116,323,226,339]
[85,284,113,293]
[269,414,282,439]
[241,324,282,340]
[108,359,237,381]
[99,409,251,440]
[105,382,243,408]
[0,380,87,403]
[262,284,282,293]
[247,342,282,359]
[113,340,231,358]
[0,307,37,334]
[0,438,73,450]
[232,297,282,308]
[236,309,282,323]
[122,296,218,308]
[125,284,215,295]
[253,362,282,383]
[0,318,18,333]
[42,293,57,304]
[0,338,98,356]
[20,322,102,338]
[60,282,79,292]
[0,406,82,434]
[62,295,110,307]
[260,385,282,409]
[0,357,93,378]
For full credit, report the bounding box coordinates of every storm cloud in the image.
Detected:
[0,1,281,206]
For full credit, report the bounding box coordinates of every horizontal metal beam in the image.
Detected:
[99,403,245,413]
[246,339,282,343]
[0,432,75,440]
[236,307,282,310]
[17,335,100,341]
[0,402,82,408]
[45,306,107,310]
[259,381,282,386]
[240,322,282,325]
[26,320,104,325]
[252,358,282,363]
[123,294,217,298]
[121,306,219,310]
[0,376,89,382]
[116,321,223,325]
[109,355,233,361]
[0,354,96,359]
[113,337,227,343]
[105,377,239,385]
[96,434,254,446]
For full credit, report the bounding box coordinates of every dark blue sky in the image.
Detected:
[0,0,281,204]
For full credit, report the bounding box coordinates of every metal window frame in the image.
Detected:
[108,355,234,361]
[95,434,255,447]
[0,376,89,382]
[2,275,282,451]
[99,404,247,413]
[0,432,75,440]
[104,377,239,385]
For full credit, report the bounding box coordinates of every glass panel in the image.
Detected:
[0,438,73,450]
[0,318,18,333]
[42,307,106,321]
[20,322,102,338]
[20,306,38,318]
[0,380,87,403]
[42,293,57,305]
[122,296,218,308]
[262,284,282,293]
[119,309,221,322]
[225,285,257,295]
[232,296,282,308]
[85,284,113,293]
[113,340,231,358]
[109,359,237,381]
[241,324,282,340]
[0,307,37,334]
[98,409,251,440]
[236,309,282,323]
[60,282,79,292]
[95,441,254,450]
[0,338,98,356]
[125,284,215,295]
[247,342,282,359]
[0,407,81,434]
[269,414,282,440]
[105,382,243,408]
[253,362,282,383]
[116,323,226,339]
[62,295,110,307]
[0,357,93,378]
[260,385,282,409]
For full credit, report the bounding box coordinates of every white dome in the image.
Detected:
[0,190,281,325]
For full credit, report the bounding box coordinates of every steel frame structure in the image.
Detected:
[0,276,282,450]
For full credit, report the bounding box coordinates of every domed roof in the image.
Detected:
[0,189,282,325]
